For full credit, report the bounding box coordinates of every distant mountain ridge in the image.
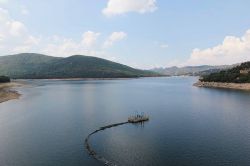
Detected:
[152,65,236,76]
[0,53,158,79]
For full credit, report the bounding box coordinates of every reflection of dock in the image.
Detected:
[84,114,149,166]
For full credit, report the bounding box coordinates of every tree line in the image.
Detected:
[0,76,10,83]
[200,62,250,83]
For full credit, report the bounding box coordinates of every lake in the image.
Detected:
[1,77,250,166]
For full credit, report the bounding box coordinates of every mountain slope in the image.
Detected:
[0,53,157,79]
[200,62,250,83]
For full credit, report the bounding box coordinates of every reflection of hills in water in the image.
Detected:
[2,77,250,166]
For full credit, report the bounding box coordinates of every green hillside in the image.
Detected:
[0,53,158,79]
[200,62,250,83]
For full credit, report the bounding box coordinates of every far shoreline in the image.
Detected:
[13,76,168,81]
[194,81,250,91]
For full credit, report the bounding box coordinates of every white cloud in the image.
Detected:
[0,8,126,62]
[81,31,100,48]
[21,6,29,15]
[0,7,9,21]
[160,44,168,48]
[40,36,96,57]
[0,8,34,53]
[185,29,250,66]
[8,21,27,36]
[0,0,8,4]
[102,0,157,17]
[103,31,127,48]
[0,34,3,41]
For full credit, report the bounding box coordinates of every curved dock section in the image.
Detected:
[84,122,129,166]
[85,115,149,166]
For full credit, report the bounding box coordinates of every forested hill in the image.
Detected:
[0,53,158,79]
[200,62,250,83]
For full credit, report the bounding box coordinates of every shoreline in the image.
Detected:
[0,82,23,103]
[13,76,167,81]
[19,77,137,81]
[194,81,250,91]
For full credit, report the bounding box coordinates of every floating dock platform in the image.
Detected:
[128,114,149,123]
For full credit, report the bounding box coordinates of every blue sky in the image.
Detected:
[0,0,250,69]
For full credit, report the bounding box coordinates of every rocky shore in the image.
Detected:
[194,81,250,91]
[0,82,22,103]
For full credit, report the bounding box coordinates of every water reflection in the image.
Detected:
[0,77,250,166]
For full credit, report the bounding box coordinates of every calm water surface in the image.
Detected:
[1,77,250,166]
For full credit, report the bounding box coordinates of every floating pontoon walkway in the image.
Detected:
[84,115,149,166]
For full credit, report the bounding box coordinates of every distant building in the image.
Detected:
[240,69,250,74]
